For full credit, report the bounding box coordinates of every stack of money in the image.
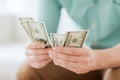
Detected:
[19,17,88,48]
[50,33,64,47]
[19,17,52,48]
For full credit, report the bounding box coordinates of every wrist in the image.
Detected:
[91,48,112,70]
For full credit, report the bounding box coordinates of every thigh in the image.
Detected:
[17,61,102,80]
[103,68,120,80]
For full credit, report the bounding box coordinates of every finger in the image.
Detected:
[26,48,51,56]
[26,41,45,49]
[54,59,90,74]
[53,58,77,69]
[29,59,51,69]
[27,55,51,62]
[48,49,58,59]
[56,53,88,63]
[49,48,88,63]
[56,47,89,56]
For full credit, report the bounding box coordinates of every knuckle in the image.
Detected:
[29,50,41,55]
[35,65,41,69]
[73,69,80,74]
[38,49,49,54]
[26,42,41,49]
[28,56,36,62]
[26,49,34,54]
[33,65,40,69]
[32,56,38,59]
[75,71,80,74]
[25,41,32,48]
[30,59,50,69]
[31,50,37,54]
[77,69,84,74]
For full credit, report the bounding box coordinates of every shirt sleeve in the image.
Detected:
[39,0,61,34]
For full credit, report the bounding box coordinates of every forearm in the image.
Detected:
[93,44,120,70]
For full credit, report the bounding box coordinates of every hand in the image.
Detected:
[25,41,52,69]
[49,46,96,74]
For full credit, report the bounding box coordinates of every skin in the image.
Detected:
[25,41,52,69]
[49,45,120,74]
[26,42,120,74]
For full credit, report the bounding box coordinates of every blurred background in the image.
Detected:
[0,0,80,80]
[0,0,39,80]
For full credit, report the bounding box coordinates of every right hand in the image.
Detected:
[25,41,52,69]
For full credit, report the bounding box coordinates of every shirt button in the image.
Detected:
[91,23,96,28]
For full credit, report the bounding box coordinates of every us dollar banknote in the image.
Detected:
[19,17,34,39]
[62,31,88,48]
[27,22,52,48]
[19,18,52,48]
[19,17,89,48]
[50,33,64,47]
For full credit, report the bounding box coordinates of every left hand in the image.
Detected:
[49,46,96,74]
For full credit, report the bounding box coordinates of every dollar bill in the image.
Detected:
[19,17,33,23]
[50,33,64,47]
[19,17,34,39]
[19,17,89,48]
[27,21,52,48]
[62,31,88,48]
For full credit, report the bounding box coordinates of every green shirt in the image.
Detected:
[39,0,120,49]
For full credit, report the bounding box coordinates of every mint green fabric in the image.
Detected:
[39,0,120,48]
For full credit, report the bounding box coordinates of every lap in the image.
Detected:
[103,68,120,80]
[17,61,102,80]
